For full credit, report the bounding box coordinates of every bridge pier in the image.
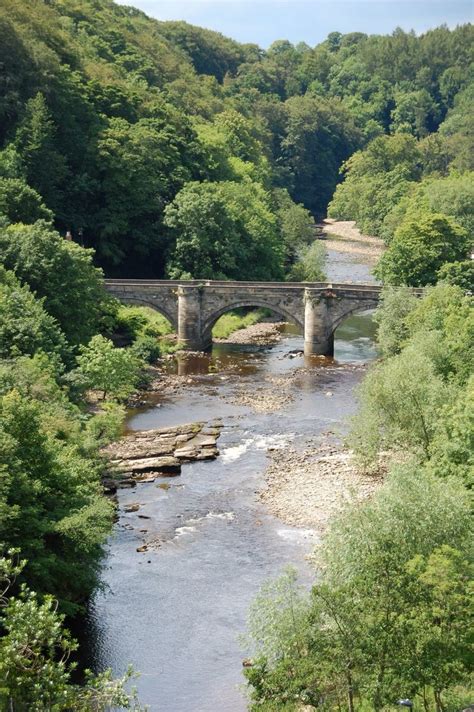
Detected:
[177,285,208,351]
[304,289,334,357]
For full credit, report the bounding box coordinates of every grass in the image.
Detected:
[212,309,269,339]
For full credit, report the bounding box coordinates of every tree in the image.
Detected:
[328,134,421,237]
[286,241,326,282]
[244,467,472,711]
[13,92,68,215]
[374,210,470,286]
[164,181,284,280]
[273,188,316,268]
[0,391,113,613]
[0,177,52,224]
[0,552,144,711]
[94,112,201,272]
[348,343,453,464]
[0,221,108,347]
[437,260,474,291]
[321,466,471,711]
[0,267,67,363]
[373,286,418,357]
[73,335,142,401]
[282,95,361,216]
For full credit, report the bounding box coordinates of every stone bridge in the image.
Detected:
[104,279,398,355]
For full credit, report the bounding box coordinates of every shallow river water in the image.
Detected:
[84,256,378,711]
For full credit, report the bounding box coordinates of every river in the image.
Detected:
[83,248,378,711]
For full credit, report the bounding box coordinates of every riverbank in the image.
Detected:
[260,435,383,532]
[322,218,385,263]
[215,319,285,346]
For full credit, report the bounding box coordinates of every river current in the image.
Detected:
[83,250,378,711]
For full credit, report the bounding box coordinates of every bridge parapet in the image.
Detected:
[104,279,420,356]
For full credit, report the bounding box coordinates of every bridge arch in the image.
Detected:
[328,299,379,338]
[201,300,304,344]
[113,295,178,332]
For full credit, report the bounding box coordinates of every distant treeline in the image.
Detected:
[0,0,472,282]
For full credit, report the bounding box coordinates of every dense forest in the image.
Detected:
[0,0,472,282]
[0,0,472,708]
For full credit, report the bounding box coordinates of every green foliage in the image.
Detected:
[73,335,142,402]
[164,181,284,280]
[373,286,418,357]
[0,552,144,711]
[94,112,201,269]
[13,92,68,218]
[286,241,326,282]
[427,377,474,486]
[282,95,361,216]
[351,284,473,467]
[0,221,108,347]
[0,1,471,275]
[245,468,472,712]
[0,267,67,363]
[212,309,268,339]
[349,342,453,463]
[273,188,316,268]
[328,133,421,236]
[422,173,474,235]
[115,305,174,341]
[437,260,474,291]
[374,210,470,286]
[0,177,52,224]
[0,390,113,614]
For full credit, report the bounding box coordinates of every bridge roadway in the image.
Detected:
[105,279,404,356]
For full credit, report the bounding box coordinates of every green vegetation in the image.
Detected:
[212,309,269,339]
[1,0,471,281]
[374,210,470,286]
[0,552,144,711]
[244,284,473,711]
[0,0,472,706]
[286,241,326,282]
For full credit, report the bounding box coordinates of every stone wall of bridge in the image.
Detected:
[105,280,386,356]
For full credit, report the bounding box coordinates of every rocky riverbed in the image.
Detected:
[215,320,286,346]
[322,218,385,262]
[102,421,222,491]
[260,435,384,531]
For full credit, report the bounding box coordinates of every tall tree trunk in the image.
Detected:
[347,670,355,712]
[434,690,445,712]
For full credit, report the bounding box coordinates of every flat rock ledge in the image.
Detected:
[102,422,222,491]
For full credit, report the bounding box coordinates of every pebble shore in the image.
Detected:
[260,438,383,532]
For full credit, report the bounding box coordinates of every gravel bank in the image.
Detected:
[215,320,286,346]
[260,437,383,531]
[322,219,385,262]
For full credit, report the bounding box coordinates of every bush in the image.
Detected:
[130,334,161,364]
[73,335,142,402]
[115,305,173,341]
[374,210,470,286]
[0,266,67,364]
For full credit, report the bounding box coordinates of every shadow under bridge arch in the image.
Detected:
[113,296,178,333]
[201,300,304,346]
